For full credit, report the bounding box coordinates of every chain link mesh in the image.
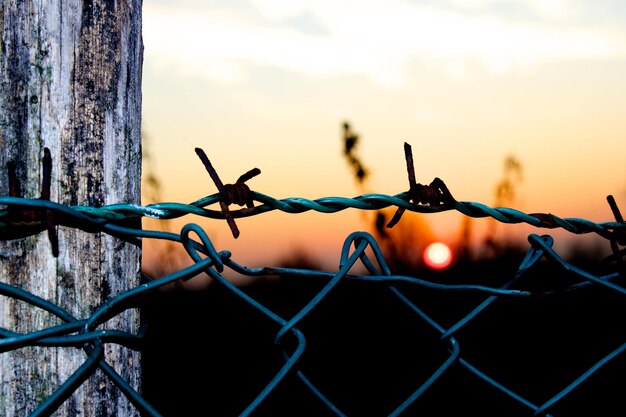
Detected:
[1,183,625,415]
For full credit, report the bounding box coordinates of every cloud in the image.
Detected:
[448,0,576,20]
[143,1,626,87]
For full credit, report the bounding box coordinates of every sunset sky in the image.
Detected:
[140,0,626,275]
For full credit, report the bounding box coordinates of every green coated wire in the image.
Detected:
[0,193,625,416]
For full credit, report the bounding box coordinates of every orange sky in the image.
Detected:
[140,1,626,276]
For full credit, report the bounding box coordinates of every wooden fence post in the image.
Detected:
[0,1,143,415]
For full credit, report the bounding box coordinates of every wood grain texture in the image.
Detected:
[0,1,143,415]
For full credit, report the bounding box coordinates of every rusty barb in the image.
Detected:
[386,142,455,228]
[195,147,261,239]
[606,195,626,277]
[3,147,59,256]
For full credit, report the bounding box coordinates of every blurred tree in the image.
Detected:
[142,131,164,205]
[342,121,369,186]
[484,155,524,252]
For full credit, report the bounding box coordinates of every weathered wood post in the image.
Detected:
[0,1,143,415]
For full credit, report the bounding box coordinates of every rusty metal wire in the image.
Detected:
[1,147,625,415]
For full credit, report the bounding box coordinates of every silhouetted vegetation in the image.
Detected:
[342,121,369,186]
[484,154,524,253]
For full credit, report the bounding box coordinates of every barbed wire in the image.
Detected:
[4,143,625,252]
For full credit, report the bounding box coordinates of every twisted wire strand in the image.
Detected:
[2,192,625,244]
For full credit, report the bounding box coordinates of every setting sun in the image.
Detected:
[423,242,453,270]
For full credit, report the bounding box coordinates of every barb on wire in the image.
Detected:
[194,147,260,238]
[606,195,626,278]
[386,142,456,228]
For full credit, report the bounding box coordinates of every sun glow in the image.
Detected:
[423,242,453,270]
